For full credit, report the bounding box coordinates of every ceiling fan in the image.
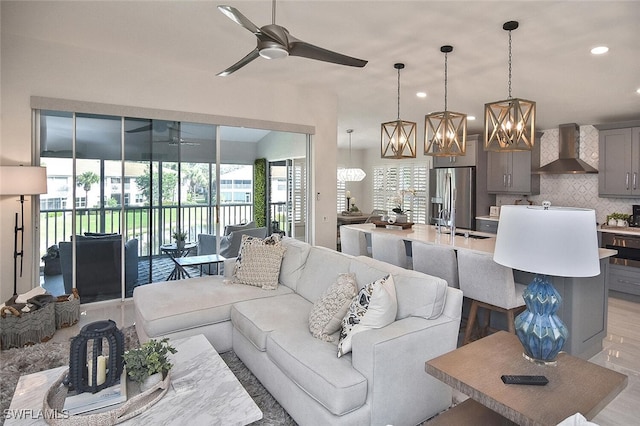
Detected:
[216,0,368,76]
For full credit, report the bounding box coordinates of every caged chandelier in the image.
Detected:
[337,129,366,182]
[425,45,467,157]
[484,21,536,152]
[381,63,417,159]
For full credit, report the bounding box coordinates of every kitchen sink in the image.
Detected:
[454,232,491,240]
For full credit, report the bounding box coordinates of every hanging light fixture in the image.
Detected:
[484,21,536,152]
[381,63,417,159]
[337,129,366,182]
[425,45,467,157]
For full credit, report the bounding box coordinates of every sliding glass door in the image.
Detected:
[36,108,309,303]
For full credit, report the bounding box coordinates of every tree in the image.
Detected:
[136,166,178,205]
[76,171,99,206]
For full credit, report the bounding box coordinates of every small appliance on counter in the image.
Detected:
[630,204,640,227]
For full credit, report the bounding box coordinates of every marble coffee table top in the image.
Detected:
[6,334,262,425]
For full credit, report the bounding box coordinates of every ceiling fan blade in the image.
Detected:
[217,48,261,76]
[288,37,367,68]
[218,5,261,35]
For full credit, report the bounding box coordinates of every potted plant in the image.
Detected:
[606,213,629,227]
[172,230,187,249]
[122,338,177,391]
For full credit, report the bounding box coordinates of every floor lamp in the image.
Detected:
[0,166,48,296]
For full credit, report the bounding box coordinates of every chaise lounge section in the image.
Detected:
[134,237,462,425]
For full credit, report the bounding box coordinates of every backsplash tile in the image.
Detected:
[496,125,640,224]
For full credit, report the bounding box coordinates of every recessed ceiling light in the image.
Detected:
[468,116,476,121]
[636,88,640,95]
[590,46,609,55]
[416,92,427,98]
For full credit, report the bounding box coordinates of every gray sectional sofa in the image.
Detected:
[133,237,463,425]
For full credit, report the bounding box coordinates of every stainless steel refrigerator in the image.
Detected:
[429,167,476,230]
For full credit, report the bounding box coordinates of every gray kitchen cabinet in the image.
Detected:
[432,135,478,168]
[598,125,640,197]
[487,148,540,195]
[476,218,498,233]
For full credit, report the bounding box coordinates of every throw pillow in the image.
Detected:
[337,274,397,357]
[233,234,286,290]
[308,273,358,342]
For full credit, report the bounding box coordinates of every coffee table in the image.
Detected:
[426,331,627,425]
[160,242,198,280]
[5,334,262,425]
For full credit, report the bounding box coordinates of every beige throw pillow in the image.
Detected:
[233,234,286,290]
[337,274,397,357]
[308,273,358,342]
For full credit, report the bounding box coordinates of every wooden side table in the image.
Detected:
[426,331,627,425]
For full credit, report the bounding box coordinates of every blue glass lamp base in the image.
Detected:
[515,274,568,365]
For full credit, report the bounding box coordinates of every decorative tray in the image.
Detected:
[43,369,170,425]
[371,220,414,229]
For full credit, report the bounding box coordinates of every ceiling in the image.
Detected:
[4,1,640,149]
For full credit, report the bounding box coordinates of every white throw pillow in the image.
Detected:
[308,273,358,342]
[233,234,286,290]
[337,274,397,357]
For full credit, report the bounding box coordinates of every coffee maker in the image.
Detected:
[630,205,640,227]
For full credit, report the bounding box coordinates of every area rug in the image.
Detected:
[0,326,295,426]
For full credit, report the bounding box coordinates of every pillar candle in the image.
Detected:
[346,190,351,198]
[88,355,107,386]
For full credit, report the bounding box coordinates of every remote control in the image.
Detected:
[501,375,548,386]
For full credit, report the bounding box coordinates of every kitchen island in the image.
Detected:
[343,223,616,359]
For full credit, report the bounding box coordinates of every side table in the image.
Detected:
[160,242,197,280]
[426,331,627,425]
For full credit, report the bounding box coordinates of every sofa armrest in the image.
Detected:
[351,288,463,426]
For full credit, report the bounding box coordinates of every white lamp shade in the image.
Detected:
[494,205,600,277]
[0,166,48,195]
[337,168,366,182]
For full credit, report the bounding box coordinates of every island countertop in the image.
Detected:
[343,223,616,259]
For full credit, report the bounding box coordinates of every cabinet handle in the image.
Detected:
[634,172,637,190]
[626,172,630,190]
[507,174,512,187]
[503,174,507,187]
[616,278,640,285]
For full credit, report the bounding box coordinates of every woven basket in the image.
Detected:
[0,302,56,349]
[55,289,81,329]
[43,369,170,425]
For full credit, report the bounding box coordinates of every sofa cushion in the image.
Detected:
[337,274,397,357]
[134,276,293,338]
[351,256,448,320]
[278,237,312,291]
[233,234,286,290]
[231,294,312,352]
[267,326,368,416]
[296,247,352,303]
[309,273,358,342]
[224,221,255,236]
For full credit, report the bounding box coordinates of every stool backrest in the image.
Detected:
[340,226,368,256]
[412,242,459,288]
[457,250,520,309]
[371,232,408,269]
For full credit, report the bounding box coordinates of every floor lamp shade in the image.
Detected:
[0,166,48,195]
[494,204,600,363]
[0,166,48,296]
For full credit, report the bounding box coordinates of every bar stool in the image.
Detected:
[339,226,368,256]
[411,242,459,288]
[371,232,409,269]
[456,250,526,345]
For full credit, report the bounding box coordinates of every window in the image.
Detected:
[336,177,347,213]
[75,196,86,208]
[372,162,428,223]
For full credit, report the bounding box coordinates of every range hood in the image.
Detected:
[536,123,598,174]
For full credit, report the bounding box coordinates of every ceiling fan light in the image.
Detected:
[259,46,289,60]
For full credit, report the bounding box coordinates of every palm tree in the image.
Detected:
[77,171,99,206]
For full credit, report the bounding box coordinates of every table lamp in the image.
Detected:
[493,202,600,365]
[0,166,48,296]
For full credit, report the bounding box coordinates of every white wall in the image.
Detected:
[0,20,338,301]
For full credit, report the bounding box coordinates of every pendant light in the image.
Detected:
[337,129,366,182]
[424,45,467,157]
[381,63,417,159]
[484,21,536,152]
